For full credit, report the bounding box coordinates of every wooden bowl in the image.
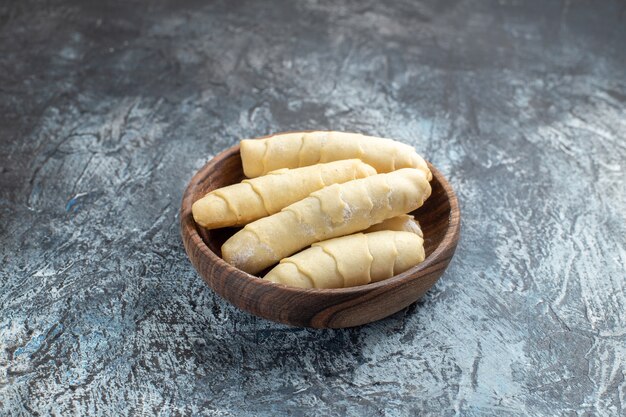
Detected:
[180,143,460,328]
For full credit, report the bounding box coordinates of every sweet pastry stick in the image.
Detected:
[363,214,422,237]
[240,131,431,180]
[192,159,376,229]
[221,168,431,274]
[264,230,425,288]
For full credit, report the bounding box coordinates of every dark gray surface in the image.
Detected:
[1,0,625,415]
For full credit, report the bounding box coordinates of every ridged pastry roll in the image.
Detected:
[264,230,425,289]
[221,168,431,274]
[192,159,376,229]
[241,131,431,180]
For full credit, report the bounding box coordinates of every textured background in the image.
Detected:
[1,0,625,415]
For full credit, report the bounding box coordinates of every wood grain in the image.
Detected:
[180,140,460,328]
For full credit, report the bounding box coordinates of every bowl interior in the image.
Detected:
[190,147,451,276]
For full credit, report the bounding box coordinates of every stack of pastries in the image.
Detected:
[192,131,432,289]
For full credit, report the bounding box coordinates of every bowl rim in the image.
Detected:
[181,140,460,296]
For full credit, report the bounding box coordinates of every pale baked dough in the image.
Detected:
[192,159,376,229]
[264,230,425,288]
[363,214,422,237]
[240,131,431,180]
[221,168,431,274]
